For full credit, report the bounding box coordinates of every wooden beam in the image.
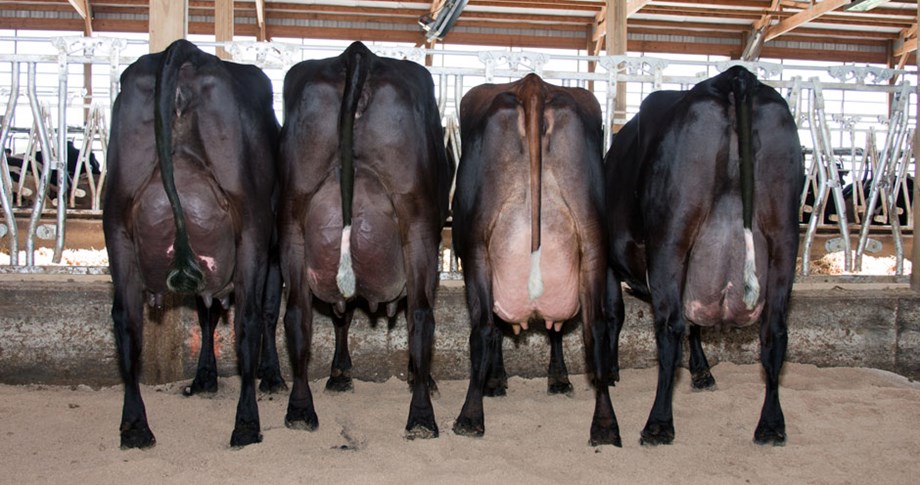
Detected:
[742,0,781,61]
[764,0,848,42]
[149,0,187,53]
[608,0,627,134]
[215,0,232,59]
[594,0,648,43]
[894,22,918,58]
[255,0,267,41]
[911,0,920,291]
[626,0,649,16]
[67,0,92,35]
[67,0,87,19]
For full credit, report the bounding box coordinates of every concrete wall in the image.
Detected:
[0,275,918,387]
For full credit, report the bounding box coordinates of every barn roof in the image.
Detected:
[0,1,916,64]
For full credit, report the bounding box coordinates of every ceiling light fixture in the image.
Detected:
[843,0,890,12]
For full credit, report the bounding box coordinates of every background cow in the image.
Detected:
[606,66,802,446]
[103,39,283,449]
[451,73,620,446]
[4,141,100,207]
[278,41,453,439]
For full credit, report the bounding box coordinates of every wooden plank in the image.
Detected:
[149,0,187,53]
[214,0,232,59]
[764,0,848,42]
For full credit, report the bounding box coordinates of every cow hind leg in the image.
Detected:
[113,278,155,449]
[641,287,685,446]
[483,336,507,397]
[688,324,716,391]
[326,307,355,393]
[405,304,438,439]
[604,267,624,386]
[754,273,791,446]
[258,252,287,394]
[183,296,222,396]
[585,275,621,447]
[229,267,268,448]
[547,325,573,396]
[283,278,319,432]
[454,254,498,437]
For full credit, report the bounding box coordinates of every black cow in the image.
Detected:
[4,141,100,206]
[606,66,802,446]
[103,39,283,449]
[452,73,620,446]
[844,174,914,227]
[278,41,452,438]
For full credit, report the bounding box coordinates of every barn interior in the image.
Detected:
[0,1,919,386]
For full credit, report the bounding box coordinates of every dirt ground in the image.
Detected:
[1,362,918,484]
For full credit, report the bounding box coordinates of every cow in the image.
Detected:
[278,41,453,439]
[103,39,284,449]
[451,73,620,446]
[4,141,100,206]
[606,66,803,446]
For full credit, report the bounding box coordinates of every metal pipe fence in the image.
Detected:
[0,37,916,277]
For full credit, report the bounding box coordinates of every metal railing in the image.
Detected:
[0,37,916,277]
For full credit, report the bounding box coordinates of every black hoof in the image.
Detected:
[484,377,507,397]
[230,423,263,448]
[120,424,156,449]
[405,422,439,440]
[258,372,288,394]
[608,368,620,386]
[406,410,439,440]
[754,424,786,446]
[325,375,354,393]
[452,416,484,437]
[548,379,574,396]
[691,370,717,391]
[640,422,675,446]
[590,423,622,447]
[182,370,218,396]
[284,406,319,431]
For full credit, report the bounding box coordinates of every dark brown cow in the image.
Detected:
[452,73,620,446]
[278,41,453,438]
[606,66,803,446]
[103,39,282,448]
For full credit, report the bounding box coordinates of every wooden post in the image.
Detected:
[607,0,627,134]
[215,0,233,60]
[149,0,188,54]
[911,0,920,291]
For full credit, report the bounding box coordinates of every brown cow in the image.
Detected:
[451,73,621,446]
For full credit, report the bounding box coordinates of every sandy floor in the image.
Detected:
[1,362,918,484]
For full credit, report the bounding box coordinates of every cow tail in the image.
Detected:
[523,75,545,301]
[155,39,205,294]
[335,43,370,299]
[732,68,759,310]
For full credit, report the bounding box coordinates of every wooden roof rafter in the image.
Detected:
[67,0,92,35]
[763,0,849,42]
[593,0,649,45]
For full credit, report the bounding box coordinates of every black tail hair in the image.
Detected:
[731,67,756,231]
[154,39,206,294]
[729,66,760,309]
[339,42,372,227]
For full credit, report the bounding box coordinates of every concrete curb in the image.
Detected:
[0,276,918,386]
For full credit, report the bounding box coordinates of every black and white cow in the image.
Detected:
[606,66,803,446]
[103,39,283,449]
